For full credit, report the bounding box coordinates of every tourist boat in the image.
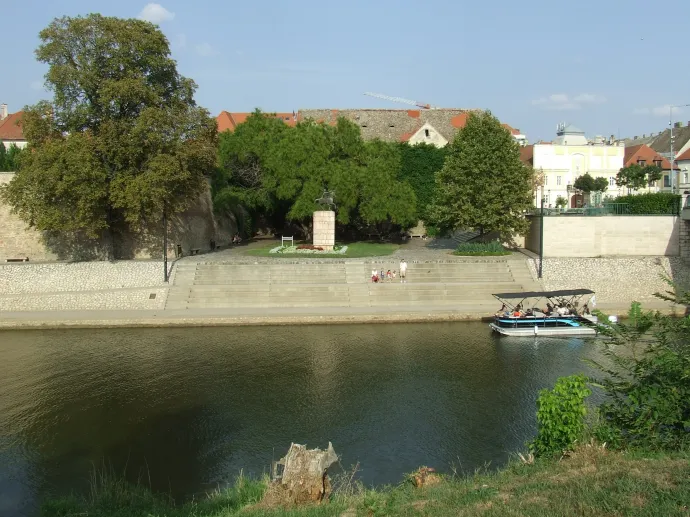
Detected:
[489,289,599,337]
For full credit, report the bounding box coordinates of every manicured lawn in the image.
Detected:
[243,242,399,258]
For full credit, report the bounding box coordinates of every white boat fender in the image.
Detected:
[534,325,538,335]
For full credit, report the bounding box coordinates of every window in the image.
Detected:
[609,177,615,186]
[424,129,430,137]
[663,175,671,188]
[653,159,662,167]
[557,176,562,186]
[637,159,646,166]
[684,172,689,184]
[544,176,548,186]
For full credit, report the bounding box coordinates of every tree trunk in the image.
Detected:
[262,442,338,507]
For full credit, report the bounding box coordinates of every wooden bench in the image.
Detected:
[281,236,294,247]
[6,257,29,262]
[190,248,200,256]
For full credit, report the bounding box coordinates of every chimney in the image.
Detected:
[0,104,7,120]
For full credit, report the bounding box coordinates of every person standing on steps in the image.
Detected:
[399,259,408,283]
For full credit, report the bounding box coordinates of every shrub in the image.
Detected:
[453,240,510,256]
[529,374,591,457]
[609,192,680,215]
[590,299,690,450]
[296,244,324,250]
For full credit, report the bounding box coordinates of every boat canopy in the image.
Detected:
[492,289,595,300]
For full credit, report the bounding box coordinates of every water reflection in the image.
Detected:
[0,323,600,516]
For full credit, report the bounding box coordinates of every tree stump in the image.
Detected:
[262,442,339,507]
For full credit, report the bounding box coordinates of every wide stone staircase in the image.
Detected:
[164,258,541,313]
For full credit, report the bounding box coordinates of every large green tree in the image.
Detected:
[429,111,533,237]
[215,113,417,235]
[616,164,663,191]
[0,14,216,255]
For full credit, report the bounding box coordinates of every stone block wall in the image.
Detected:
[525,215,680,257]
[313,211,335,251]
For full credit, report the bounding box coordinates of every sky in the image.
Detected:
[2,0,689,142]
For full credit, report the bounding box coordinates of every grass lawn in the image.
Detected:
[244,241,399,258]
[43,445,690,517]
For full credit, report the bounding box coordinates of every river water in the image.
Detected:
[0,323,600,516]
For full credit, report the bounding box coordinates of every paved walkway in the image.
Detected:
[0,299,683,329]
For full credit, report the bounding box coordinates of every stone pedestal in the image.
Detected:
[313,210,335,251]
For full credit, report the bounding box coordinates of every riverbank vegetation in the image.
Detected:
[43,446,690,517]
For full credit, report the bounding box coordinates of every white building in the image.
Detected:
[522,124,625,208]
[676,147,690,191]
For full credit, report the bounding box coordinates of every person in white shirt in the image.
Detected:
[399,259,407,283]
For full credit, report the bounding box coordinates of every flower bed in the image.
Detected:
[269,244,348,255]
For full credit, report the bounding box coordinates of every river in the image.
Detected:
[0,322,601,516]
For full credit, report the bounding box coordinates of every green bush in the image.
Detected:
[609,192,680,215]
[453,240,509,256]
[590,300,690,450]
[529,374,591,457]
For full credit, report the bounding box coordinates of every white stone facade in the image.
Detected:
[312,211,335,251]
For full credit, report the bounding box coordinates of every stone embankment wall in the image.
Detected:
[528,257,690,305]
[525,215,680,257]
[0,173,236,262]
[0,261,167,311]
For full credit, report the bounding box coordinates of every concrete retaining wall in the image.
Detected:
[525,215,680,257]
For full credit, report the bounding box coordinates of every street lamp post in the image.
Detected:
[669,104,690,193]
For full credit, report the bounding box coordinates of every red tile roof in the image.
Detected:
[519,145,534,166]
[624,144,677,169]
[0,111,25,141]
[676,147,690,161]
[216,111,297,132]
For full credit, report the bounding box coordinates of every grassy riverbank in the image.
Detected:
[43,445,690,517]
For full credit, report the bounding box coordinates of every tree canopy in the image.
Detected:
[615,164,663,191]
[397,143,447,222]
[215,112,417,235]
[1,14,216,251]
[0,144,24,171]
[429,111,534,237]
[573,173,608,193]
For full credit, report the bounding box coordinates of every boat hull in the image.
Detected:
[489,322,597,337]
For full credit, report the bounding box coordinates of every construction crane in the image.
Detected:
[363,92,438,110]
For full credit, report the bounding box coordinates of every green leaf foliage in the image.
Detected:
[573,173,608,193]
[453,240,509,256]
[429,111,533,237]
[529,374,591,457]
[611,192,680,214]
[214,114,417,232]
[616,164,663,190]
[590,295,690,450]
[397,143,447,222]
[0,143,25,171]
[0,14,216,249]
